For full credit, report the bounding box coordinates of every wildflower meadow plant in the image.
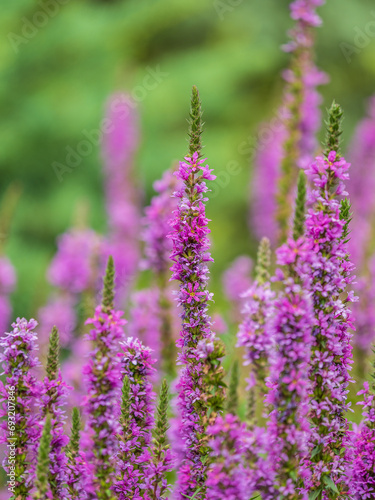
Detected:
[3,2,375,499]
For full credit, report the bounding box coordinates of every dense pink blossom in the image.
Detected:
[83,305,126,496]
[0,318,40,496]
[114,337,156,499]
[238,281,274,392]
[303,150,355,495]
[265,238,313,498]
[36,371,71,498]
[169,151,222,499]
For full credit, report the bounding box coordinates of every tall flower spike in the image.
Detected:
[304,103,355,498]
[276,0,327,243]
[0,318,40,499]
[292,170,307,240]
[83,257,127,500]
[226,361,239,415]
[266,235,314,498]
[67,408,87,499]
[114,338,156,499]
[170,87,225,500]
[38,326,70,500]
[34,415,52,500]
[145,379,173,499]
[238,237,274,399]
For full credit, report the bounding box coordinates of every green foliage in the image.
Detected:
[324,101,344,158]
[188,85,203,157]
[102,255,115,313]
[226,360,239,415]
[339,198,352,244]
[153,379,170,449]
[46,326,60,381]
[35,415,52,499]
[69,407,81,457]
[120,375,131,434]
[293,170,307,240]
[255,237,271,284]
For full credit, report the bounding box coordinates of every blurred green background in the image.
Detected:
[1,0,375,322]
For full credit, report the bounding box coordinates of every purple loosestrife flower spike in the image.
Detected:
[238,237,274,402]
[114,337,156,499]
[170,86,225,500]
[304,102,355,499]
[276,0,327,243]
[207,414,252,500]
[266,236,313,498]
[66,407,87,499]
[34,415,52,500]
[0,318,40,499]
[38,326,70,499]
[145,379,173,500]
[83,256,127,500]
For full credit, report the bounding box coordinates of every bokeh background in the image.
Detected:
[1,0,375,332]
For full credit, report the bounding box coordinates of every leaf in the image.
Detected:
[323,476,339,494]
[311,445,322,459]
[182,488,202,499]
[308,489,321,500]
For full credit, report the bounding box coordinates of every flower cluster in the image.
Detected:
[352,382,375,498]
[304,146,355,495]
[114,337,156,499]
[0,318,40,498]
[83,282,127,499]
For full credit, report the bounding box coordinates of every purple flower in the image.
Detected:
[169,149,224,499]
[0,318,40,497]
[114,337,156,499]
[303,149,355,494]
[83,305,126,498]
[36,372,71,498]
[265,237,314,497]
